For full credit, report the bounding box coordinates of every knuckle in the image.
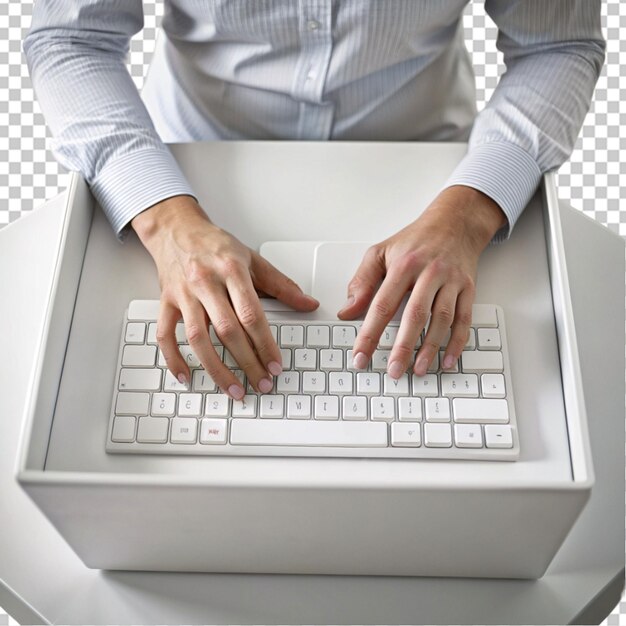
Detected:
[391,343,414,361]
[434,304,454,326]
[217,256,245,278]
[185,323,206,345]
[429,257,449,276]
[237,303,260,328]
[405,303,429,326]
[213,317,237,341]
[394,250,421,274]
[356,330,378,351]
[372,298,393,319]
[185,260,212,286]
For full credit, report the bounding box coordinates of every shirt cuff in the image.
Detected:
[443,142,543,244]
[89,147,198,241]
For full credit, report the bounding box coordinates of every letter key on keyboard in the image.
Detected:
[107,301,519,460]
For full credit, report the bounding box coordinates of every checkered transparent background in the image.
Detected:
[0,1,623,624]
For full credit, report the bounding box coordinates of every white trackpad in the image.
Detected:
[311,241,409,320]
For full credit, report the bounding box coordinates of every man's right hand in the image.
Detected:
[131,195,319,400]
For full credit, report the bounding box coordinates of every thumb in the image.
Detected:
[337,246,385,319]
[251,253,319,311]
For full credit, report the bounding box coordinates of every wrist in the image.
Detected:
[131,194,210,244]
[435,185,508,250]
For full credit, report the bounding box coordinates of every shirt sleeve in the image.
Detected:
[22,0,198,241]
[444,0,606,243]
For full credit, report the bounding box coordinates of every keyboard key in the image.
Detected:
[122,345,157,367]
[280,348,292,370]
[477,328,501,350]
[391,422,421,447]
[411,374,438,396]
[427,352,439,373]
[481,374,506,399]
[378,325,399,349]
[232,395,257,418]
[111,416,136,442]
[128,300,159,321]
[199,418,228,444]
[178,393,203,417]
[371,396,395,421]
[332,325,356,347]
[425,398,450,422]
[357,372,380,395]
[192,370,217,392]
[464,328,476,350]
[371,350,391,371]
[269,325,278,342]
[383,373,409,396]
[471,304,498,327]
[276,372,299,393]
[260,394,284,418]
[424,423,452,448]
[119,368,162,391]
[115,392,149,416]
[329,371,353,394]
[164,370,188,391]
[205,394,230,417]
[314,395,339,419]
[175,323,187,343]
[453,398,509,424]
[137,416,169,443]
[280,325,304,347]
[485,425,514,448]
[287,395,311,419]
[302,371,326,393]
[180,345,201,368]
[125,322,146,344]
[342,396,368,420]
[224,350,238,368]
[398,397,422,421]
[230,419,388,447]
[147,322,158,344]
[454,424,483,448]
[151,393,176,416]
[461,351,503,373]
[306,325,330,347]
[440,373,479,398]
[170,417,198,444]
[320,349,343,370]
[294,348,316,370]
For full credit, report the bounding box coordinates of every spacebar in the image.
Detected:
[230,420,388,447]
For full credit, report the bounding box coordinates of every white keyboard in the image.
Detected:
[106,300,519,461]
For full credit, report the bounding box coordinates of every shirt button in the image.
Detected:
[307,19,320,31]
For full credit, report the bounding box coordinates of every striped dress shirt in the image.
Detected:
[23,1,605,243]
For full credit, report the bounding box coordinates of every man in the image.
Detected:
[23,1,605,401]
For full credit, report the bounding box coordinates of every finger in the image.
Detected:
[414,285,457,376]
[442,286,474,370]
[251,253,319,311]
[156,301,189,386]
[386,272,440,379]
[225,268,283,378]
[179,298,247,399]
[337,245,385,320]
[351,264,413,370]
[200,285,274,395]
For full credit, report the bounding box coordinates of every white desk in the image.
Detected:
[0,185,623,624]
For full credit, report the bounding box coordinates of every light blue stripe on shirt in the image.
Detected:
[23,1,605,243]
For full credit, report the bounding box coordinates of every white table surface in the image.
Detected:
[0,189,623,625]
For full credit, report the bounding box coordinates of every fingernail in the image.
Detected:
[388,360,404,379]
[228,384,245,400]
[177,373,189,387]
[414,356,428,376]
[443,354,455,369]
[258,377,273,394]
[352,351,368,370]
[267,360,283,376]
